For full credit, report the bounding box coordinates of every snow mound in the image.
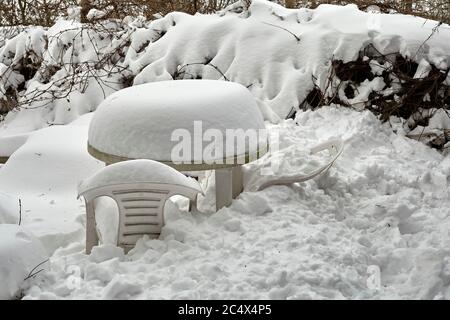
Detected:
[0,132,29,158]
[78,159,202,195]
[0,115,103,253]
[1,0,450,136]
[88,80,266,162]
[0,225,48,300]
[21,106,450,300]
[0,192,20,224]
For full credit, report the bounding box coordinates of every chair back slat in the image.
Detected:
[117,189,165,249]
[80,182,201,254]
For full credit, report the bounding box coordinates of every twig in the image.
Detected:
[417,125,427,142]
[18,198,22,226]
[24,259,49,281]
[177,61,230,81]
[261,22,301,42]
[208,63,230,81]
[414,21,442,59]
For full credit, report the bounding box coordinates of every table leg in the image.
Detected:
[189,195,198,212]
[215,168,233,211]
[232,165,243,199]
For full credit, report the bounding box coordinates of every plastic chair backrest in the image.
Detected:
[80,182,200,253]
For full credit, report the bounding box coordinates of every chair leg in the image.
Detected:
[215,168,233,211]
[85,201,98,254]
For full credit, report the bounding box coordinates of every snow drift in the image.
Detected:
[0,224,48,300]
[19,106,450,300]
[0,192,20,224]
[0,116,103,255]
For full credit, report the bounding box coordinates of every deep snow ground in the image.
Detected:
[8,106,449,300]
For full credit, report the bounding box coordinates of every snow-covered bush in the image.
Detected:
[0,0,449,147]
[0,18,131,122]
[307,45,450,148]
[0,26,25,48]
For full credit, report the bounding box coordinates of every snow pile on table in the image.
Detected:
[88,80,266,162]
[0,224,48,300]
[1,0,449,142]
[20,106,450,300]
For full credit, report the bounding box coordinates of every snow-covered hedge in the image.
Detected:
[0,0,449,147]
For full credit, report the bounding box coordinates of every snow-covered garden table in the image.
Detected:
[87,80,268,210]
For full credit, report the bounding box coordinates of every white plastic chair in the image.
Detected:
[78,160,203,254]
[248,139,344,191]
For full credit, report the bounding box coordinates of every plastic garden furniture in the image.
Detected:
[78,160,203,253]
[251,139,344,191]
[87,80,268,211]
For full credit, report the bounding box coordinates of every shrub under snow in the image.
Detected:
[0,0,449,150]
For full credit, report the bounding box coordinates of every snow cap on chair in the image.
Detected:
[78,159,202,195]
[88,80,267,163]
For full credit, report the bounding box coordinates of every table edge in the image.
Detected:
[87,143,268,171]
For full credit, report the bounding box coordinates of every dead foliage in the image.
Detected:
[301,42,450,149]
